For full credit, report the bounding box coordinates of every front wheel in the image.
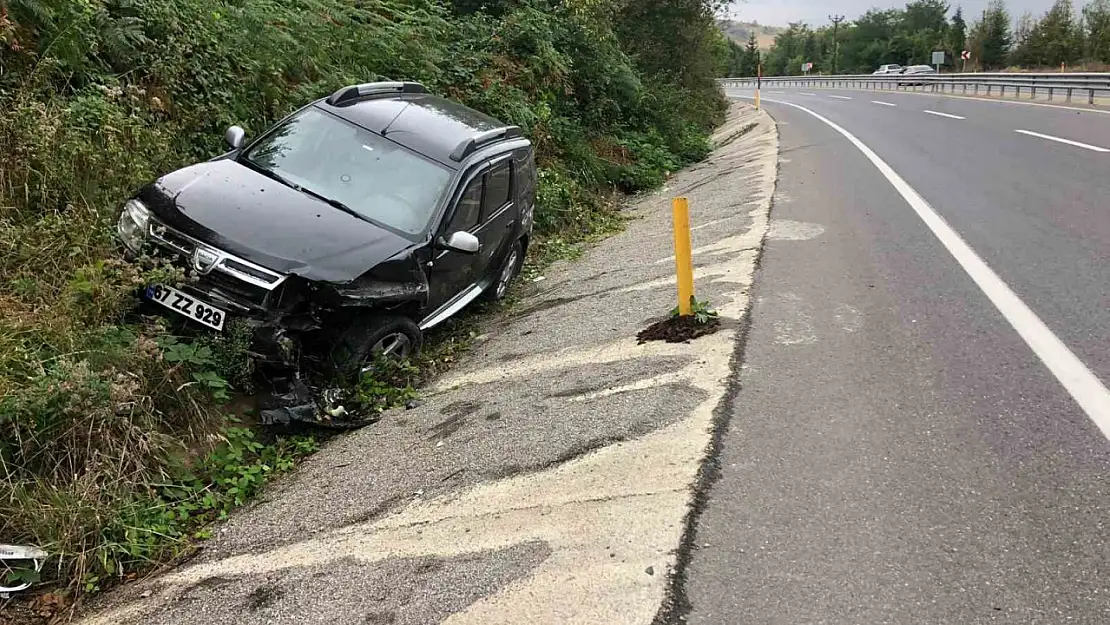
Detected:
[484,239,524,302]
[329,314,423,382]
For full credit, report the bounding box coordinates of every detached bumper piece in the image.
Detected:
[258,375,380,430]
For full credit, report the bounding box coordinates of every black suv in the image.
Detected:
[118,81,536,378]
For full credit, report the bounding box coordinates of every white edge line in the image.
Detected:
[924,110,965,120]
[871,100,897,107]
[748,95,1110,441]
[1014,129,1110,153]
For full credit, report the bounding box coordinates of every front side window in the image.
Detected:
[482,162,512,220]
[448,177,483,233]
[242,107,452,237]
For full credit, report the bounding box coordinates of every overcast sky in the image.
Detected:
[728,0,1064,27]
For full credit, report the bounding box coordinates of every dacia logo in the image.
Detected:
[192,247,220,274]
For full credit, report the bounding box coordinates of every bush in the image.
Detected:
[0,0,727,595]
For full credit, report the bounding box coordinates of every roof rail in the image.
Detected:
[449,126,524,162]
[326,81,426,107]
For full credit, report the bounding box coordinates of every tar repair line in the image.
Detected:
[751,96,1110,442]
[1014,129,1110,153]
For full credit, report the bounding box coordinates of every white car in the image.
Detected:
[873,64,904,75]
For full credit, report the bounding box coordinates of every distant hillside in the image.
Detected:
[718,20,783,49]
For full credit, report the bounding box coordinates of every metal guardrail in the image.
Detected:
[718,73,1110,105]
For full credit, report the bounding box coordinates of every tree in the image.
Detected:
[1011,0,1085,67]
[949,5,967,61]
[1010,12,1039,66]
[740,30,761,76]
[1084,0,1110,62]
[903,0,949,34]
[970,0,1011,69]
[724,37,745,76]
[763,22,812,75]
[1034,0,1085,66]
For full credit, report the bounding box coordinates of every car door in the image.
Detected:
[427,167,486,312]
[472,156,517,286]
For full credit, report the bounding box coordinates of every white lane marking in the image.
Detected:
[758,97,1110,442]
[768,90,786,94]
[1014,129,1110,153]
[829,95,853,100]
[800,92,818,96]
[871,100,897,107]
[899,89,1110,116]
[924,110,965,120]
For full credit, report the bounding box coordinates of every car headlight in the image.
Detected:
[118,199,151,253]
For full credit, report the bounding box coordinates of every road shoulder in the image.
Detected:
[76,103,779,625]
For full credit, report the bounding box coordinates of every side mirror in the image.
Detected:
[438,231,480,254]
[225,125,246,150]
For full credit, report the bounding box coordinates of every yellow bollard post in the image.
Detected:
[672,197,695,316]
[755,62,762,110]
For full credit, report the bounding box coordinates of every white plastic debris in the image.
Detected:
[1,544,49,595]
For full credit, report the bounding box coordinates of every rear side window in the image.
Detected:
[482,162,512,220]
[515,148,537,205]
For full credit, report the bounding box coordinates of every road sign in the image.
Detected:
[931,50,946,65]
[961,50,971,60]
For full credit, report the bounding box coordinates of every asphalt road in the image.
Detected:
[674,89,1110,622]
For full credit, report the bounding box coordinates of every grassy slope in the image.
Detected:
[719,19,783,49]
[0,0,727,608]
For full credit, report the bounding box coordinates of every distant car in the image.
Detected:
[899,65,937,85]
[873,64,904,75]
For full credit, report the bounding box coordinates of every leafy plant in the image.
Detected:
[671,296,720,325]
[4,564,42,587]
[355,355,420,415]
[159,336,232,401]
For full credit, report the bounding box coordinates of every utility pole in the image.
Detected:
[829,15,845,75]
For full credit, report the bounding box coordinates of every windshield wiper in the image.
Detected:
[240,159,304,192]
[296,186,372,224]
[239,159,372,225]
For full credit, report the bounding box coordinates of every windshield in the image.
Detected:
[241,107,452,236]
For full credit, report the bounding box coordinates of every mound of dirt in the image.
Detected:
[636,315,721,344]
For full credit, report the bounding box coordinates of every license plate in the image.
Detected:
[144,284,227,331]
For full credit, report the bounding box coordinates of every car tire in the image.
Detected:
[484,238,524,302]
[330,314,423,381]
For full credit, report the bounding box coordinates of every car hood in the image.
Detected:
[138,159,418,283]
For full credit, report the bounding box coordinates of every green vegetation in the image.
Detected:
[0,0,729,599]
[723,0,1110,77]
[671,297,720,325]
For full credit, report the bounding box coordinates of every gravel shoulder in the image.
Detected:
[75,103,779,625]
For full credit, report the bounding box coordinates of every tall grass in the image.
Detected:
[0,0,727,595]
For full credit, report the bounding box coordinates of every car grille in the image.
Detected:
[148,220,286,310]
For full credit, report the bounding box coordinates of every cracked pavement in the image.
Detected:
[75,103,778,625]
